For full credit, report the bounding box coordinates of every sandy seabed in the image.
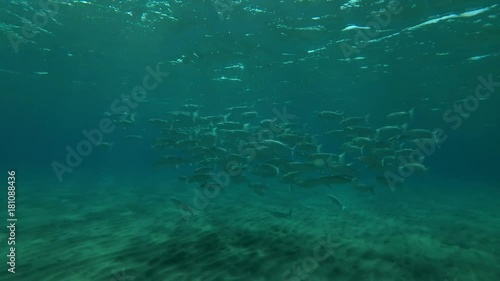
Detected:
[1,177,499,281]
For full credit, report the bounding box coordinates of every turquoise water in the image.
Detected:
[1,1,499,280]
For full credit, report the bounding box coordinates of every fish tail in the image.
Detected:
[338,152,346,164]
[408,108,414,122]
[364,113,371,125]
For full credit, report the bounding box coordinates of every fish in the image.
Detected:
[144,102,432,198]
[259,140,293,158]
[387,108,414,124]
[410,138,441,149]
[277,133,314,146]
[309,153,345,163]
[196,132,217,147]
[161,130,191,140]
[339,114,370,127]
[223,104,255,114]
[376,175,401,187]
[269,209,292,218]
[149,118,170,125]
[311,158,328,168]
[280,171,303,188]
[285,162,316,173]
[327,194,346,210]
[395,148,418,159]
[192,167,214,174]
[343,126,375,137]
[219,129,251,140]
[155,156,187,168]
[249,183,268,197]
[341,143,363,155]
[204,115,227,124]
[174,139,198,150]
[324,130,344,137]
[316,110,344,120]
[296,175,352,188]
[104,111,128,118]
[182,104,202,112]
[179,173,213,184]
[352,182,375,195]
[376,124,408,141]
[398,163,430,173]
[96,142,113,149]
[170,197,194,216]
[166,111,198,126]
[293,142,322,156]
[216,121,248,130]
[114,119,134,126]
[240,111,259,119]
[321,175,354,185]
[369,148,395,159]
[351,137,375,147]
[252,163,280,178]
[406,129,436,139]
[125,135,144,140]
[356,156,384,170]
[329,163,359,178]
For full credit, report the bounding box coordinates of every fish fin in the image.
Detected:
[387,135,399,142]
[316,144,323,153]
[192,111,199,123]
[387,138,397,150]
[338,152,346,164]
[408,108,414,122]
[364,113,371,125]
[432,131,441,149]
[129,112,137,122]
[381,157,388,168]
[223,112,231,122]
[401,123,409,132]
